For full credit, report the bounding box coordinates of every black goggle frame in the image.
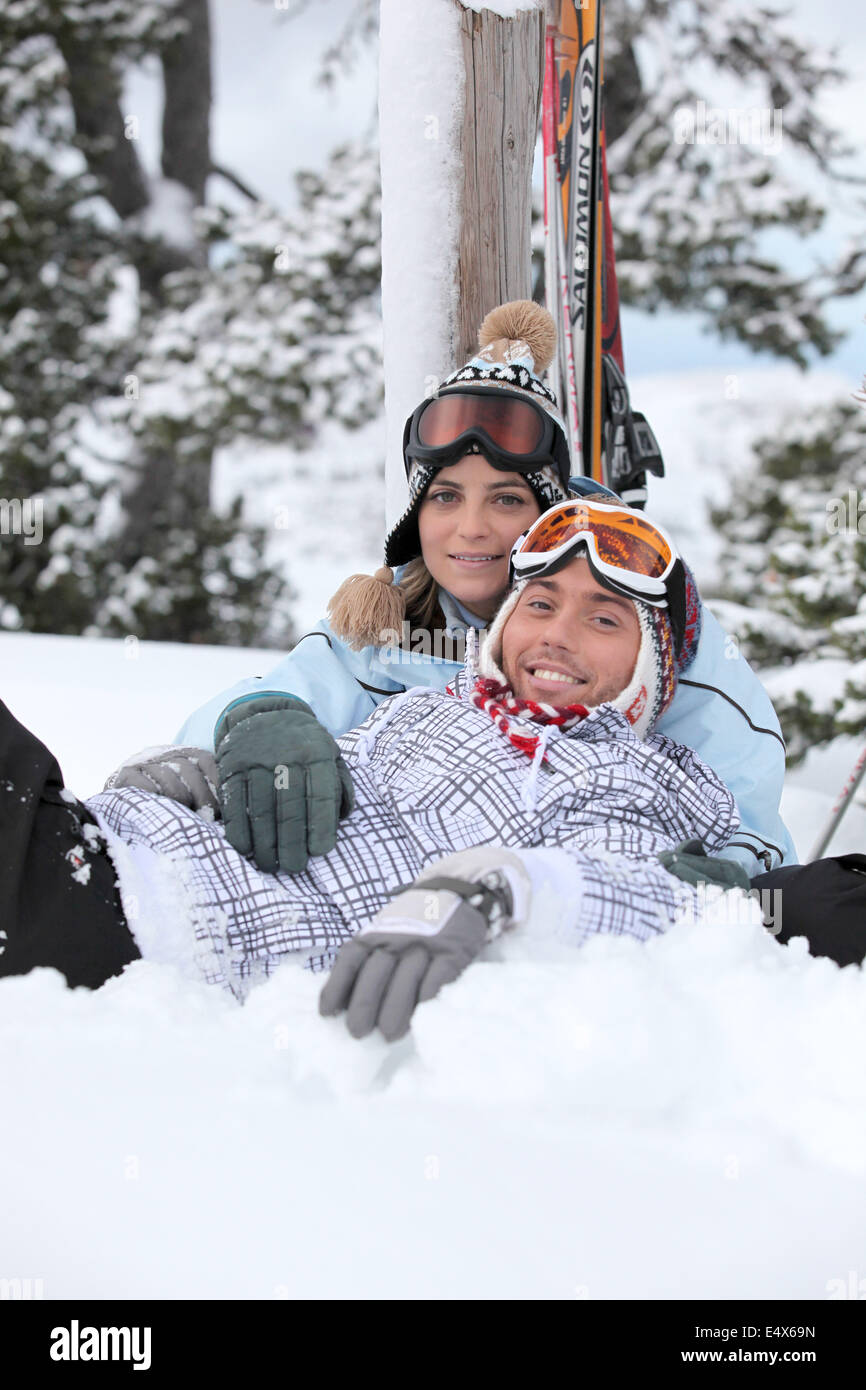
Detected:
[402,386,572,492]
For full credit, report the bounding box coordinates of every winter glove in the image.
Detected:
[319,847,531,1042]
[104,746,220,816]
[658,838,750,891]
[214,693,354,875]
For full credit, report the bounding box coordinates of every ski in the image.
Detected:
[544,0,664,503]
[543,29,580,470]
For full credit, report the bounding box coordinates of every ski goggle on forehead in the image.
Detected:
[510,500,678,607]
[403,386,571,487]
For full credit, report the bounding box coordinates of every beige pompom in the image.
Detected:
[327,566,407,652]
[478,300,557,373]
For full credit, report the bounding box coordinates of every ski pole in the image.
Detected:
[808,742,866,861]
[555,182,581,469]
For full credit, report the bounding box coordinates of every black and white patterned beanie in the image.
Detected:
[385,301,571,568]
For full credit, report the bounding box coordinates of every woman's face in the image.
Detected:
[417,453,542,621]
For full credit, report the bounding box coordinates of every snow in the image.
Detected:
[379,0,464,527]
[129,177,197,251]
[460,0,542,13]
[2,614,866,1298]
[2,865,865,1298]
[0,631,280,797]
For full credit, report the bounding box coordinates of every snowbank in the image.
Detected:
[1,899,863,1299]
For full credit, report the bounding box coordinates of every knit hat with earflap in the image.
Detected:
[476,505,702,741]
[384,300,571,568]
[328,301,572,651]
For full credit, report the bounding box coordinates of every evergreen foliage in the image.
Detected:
[604,0,866,364]
[0,2,382,645]
[711,398,866,763]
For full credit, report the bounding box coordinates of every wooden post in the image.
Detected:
[455,2,546,363]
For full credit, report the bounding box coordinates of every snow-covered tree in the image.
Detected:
[0,0,294,642]
[0,8,128,632]
[109,144,382,463]
[0,1,384,645]
[93,139,383,643]
[710,396,866,763]
[603,0,865,365]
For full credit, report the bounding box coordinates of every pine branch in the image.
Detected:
[209,163,264,203]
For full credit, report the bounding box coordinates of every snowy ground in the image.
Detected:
[3,629,864,1300]
[3,366,865,1301]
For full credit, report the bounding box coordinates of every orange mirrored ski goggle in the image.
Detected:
[510,500,677,606]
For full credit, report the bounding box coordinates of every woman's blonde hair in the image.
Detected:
[397,557,444,633]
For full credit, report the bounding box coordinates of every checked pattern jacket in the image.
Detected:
[89,670,739,1000]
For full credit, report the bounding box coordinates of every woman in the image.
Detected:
[173,299,568,749]
[124,301,795,880]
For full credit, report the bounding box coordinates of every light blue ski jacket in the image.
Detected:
[176,576,797,875]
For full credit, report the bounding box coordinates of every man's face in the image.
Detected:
[500,556,641,706]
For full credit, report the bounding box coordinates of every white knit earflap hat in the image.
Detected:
[479,579,677,740]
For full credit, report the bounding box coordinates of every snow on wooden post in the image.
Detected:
[379,0,545,531]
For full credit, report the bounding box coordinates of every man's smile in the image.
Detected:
[529,668,584,685]
[522,658,589,687]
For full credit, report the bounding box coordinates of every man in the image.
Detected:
[1,500,748,1027]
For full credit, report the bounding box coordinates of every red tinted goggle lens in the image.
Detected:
[516,503,674,579]
[417,393,546,455]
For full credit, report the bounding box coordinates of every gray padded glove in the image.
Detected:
[319,847,531,1042]
[658,838,750,891]
[104,746,219,816]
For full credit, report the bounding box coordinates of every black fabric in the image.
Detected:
[751,855,866,968]
[0,699,140,989]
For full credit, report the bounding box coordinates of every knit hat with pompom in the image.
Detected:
[329,301,571,651]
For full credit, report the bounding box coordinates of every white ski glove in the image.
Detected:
[319,847,532,1042]
[104,746,220,817]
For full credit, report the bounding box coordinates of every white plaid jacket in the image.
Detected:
[89,670,739,999]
